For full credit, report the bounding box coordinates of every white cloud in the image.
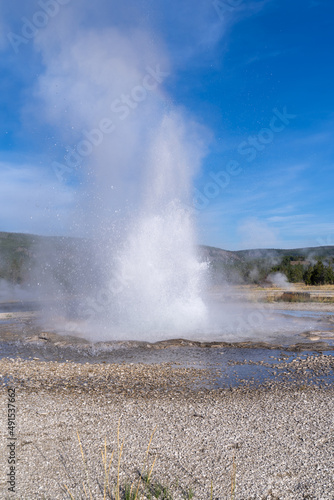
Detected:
[267,214,314,223]
[237,217,279,249]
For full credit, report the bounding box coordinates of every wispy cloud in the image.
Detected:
[267,214,314,224]
[237,216,279,249]
[0,161,74,235]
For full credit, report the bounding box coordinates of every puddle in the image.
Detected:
[276,309,334,319]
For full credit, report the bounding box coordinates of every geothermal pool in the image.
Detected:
[1,299,334,354]
[1,299,334,388]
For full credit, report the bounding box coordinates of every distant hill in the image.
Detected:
[0,232,37,283]
[234,246,334,260]
[198,245,334,285]
[198,245,242,264]
[0,232,88,285]
[199,245,334,263]
[1,231,334,285]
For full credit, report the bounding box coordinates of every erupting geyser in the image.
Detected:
[83,114,209,340]
[36,110,210,341]
[32,19,320,345]
[100,203,208,338]
[28,22,212,341]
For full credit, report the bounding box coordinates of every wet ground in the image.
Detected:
[1,300,334,388]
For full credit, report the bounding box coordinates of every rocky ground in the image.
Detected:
[0,357,334,499]
[0,299,333,499]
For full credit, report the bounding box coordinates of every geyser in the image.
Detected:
[26,16,212,341]
[79,114,209,340]
[36,111,210,341]
[88,202,208,340]
[29,8,320,345]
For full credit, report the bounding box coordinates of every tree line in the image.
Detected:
[271,256,334,285]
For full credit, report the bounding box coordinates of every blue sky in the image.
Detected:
[0,0,333,250]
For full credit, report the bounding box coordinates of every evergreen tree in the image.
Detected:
[303,266,313,285]
[288,263,304,283]
[324,264,334,284]
[310,260,326,285]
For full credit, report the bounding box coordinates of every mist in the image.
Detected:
[267,272,292,289]
[7,1,320,344]
[22,2,214,341]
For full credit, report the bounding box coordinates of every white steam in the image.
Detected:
[0,279,33,302]
[98,204,208,339]
[30,13,210,340]
[93,114,209,338]
[268,272,292,289]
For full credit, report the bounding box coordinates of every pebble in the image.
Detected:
[0,357,333,498]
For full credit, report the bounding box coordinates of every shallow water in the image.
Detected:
[275,309,334,318]
[0,300,333,387]
[1,340,333,388]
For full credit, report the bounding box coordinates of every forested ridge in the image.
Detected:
[1,231,334,286]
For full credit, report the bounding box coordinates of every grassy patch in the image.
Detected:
[276,292,311,302]
[271,291,334,303]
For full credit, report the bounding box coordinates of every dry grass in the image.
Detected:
[230,454,236,500]
[62,421,237,499]
[276,292,311,302]
[63,423,193,500]
[272,291,334,303]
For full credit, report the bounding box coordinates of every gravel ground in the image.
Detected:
[0,358,334,499]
